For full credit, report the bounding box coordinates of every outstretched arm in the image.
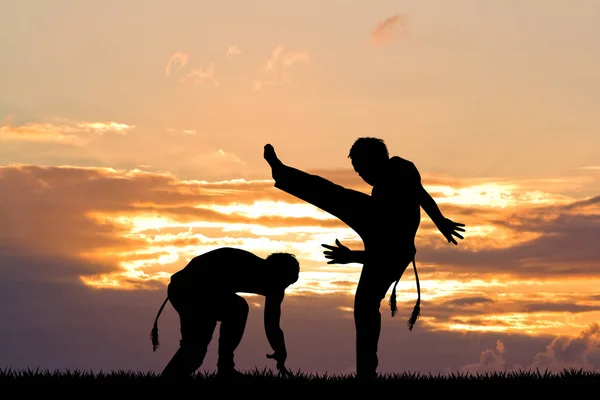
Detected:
[411,164,465,245]
[418,184,465,245]
[418,184,445,227]
[322,239,366,264]
[264,292,290,375]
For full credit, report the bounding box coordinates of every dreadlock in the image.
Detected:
[150,296,170,352]
[388,257,421,331]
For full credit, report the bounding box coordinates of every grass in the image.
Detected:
[1,367,599,393]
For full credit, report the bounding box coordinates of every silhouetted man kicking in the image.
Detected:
[264,139,465,380]
[150,247,300,379]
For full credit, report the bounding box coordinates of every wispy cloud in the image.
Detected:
[370,14,406,47]
[0,117,134,146]
[253,45,310,90]
[0,122,86,146]
[165,52,219,86]
[166,128,197,136]
[57,119,132,135]
[227,45,241,56]
[180,62,219,86]
[164,52,188,77]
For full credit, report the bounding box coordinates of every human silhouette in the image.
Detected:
[263,139,465,380]
[150,247,300,379]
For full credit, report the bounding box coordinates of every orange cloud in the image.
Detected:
[370,14,406,47]
[0,118,134,146]
[0,122,86,146]
[253,45,311,90]
[422,288,600,336]
[180,62,219,86]
[2,164,600,337]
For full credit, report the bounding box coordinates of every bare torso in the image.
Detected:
[170,247,283,297]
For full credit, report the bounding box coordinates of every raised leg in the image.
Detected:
[264,144,375,237]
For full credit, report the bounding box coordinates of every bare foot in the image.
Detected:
[263,144,282,168]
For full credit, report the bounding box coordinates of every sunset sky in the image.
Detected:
[1,0,600,375]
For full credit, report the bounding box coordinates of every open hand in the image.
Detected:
[439,218,465,245]
[321,239,353,264]
[266,353,290,376]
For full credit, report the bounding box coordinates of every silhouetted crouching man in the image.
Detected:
[264,140,465,380]
[150,247,300,379]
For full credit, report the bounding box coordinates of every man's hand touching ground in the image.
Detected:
[266,353,291,376]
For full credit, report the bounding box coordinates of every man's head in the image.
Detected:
[348,137,389,186]
[266,252,300,287]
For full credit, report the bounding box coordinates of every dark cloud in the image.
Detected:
[531,324,600,371]
[450,318,512,327]
[416,207,600,278]
[329,281,356,288]
[0,244,118,283]
[2,163,600,285]
[410,292,600,334]
[461,340,506,373]
[2,164,600,374]
[522,303,600,313]
[461,324,600,374]
[441,296,495,307]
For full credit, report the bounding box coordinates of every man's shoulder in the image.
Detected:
[389,156,417,170]
[382,156,417,179]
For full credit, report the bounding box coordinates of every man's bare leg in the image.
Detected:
[161,317,216,379]
[353,268,397,380]
[161,289,216,379]
[216,295,249,377]
[264,144,375,237]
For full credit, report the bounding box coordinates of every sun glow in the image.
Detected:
[428,183,573,208]
[428,311,600,337]
[208,200,337,220]
[75,183,600,337]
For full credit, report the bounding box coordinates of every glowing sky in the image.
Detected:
[1,0,599,375]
